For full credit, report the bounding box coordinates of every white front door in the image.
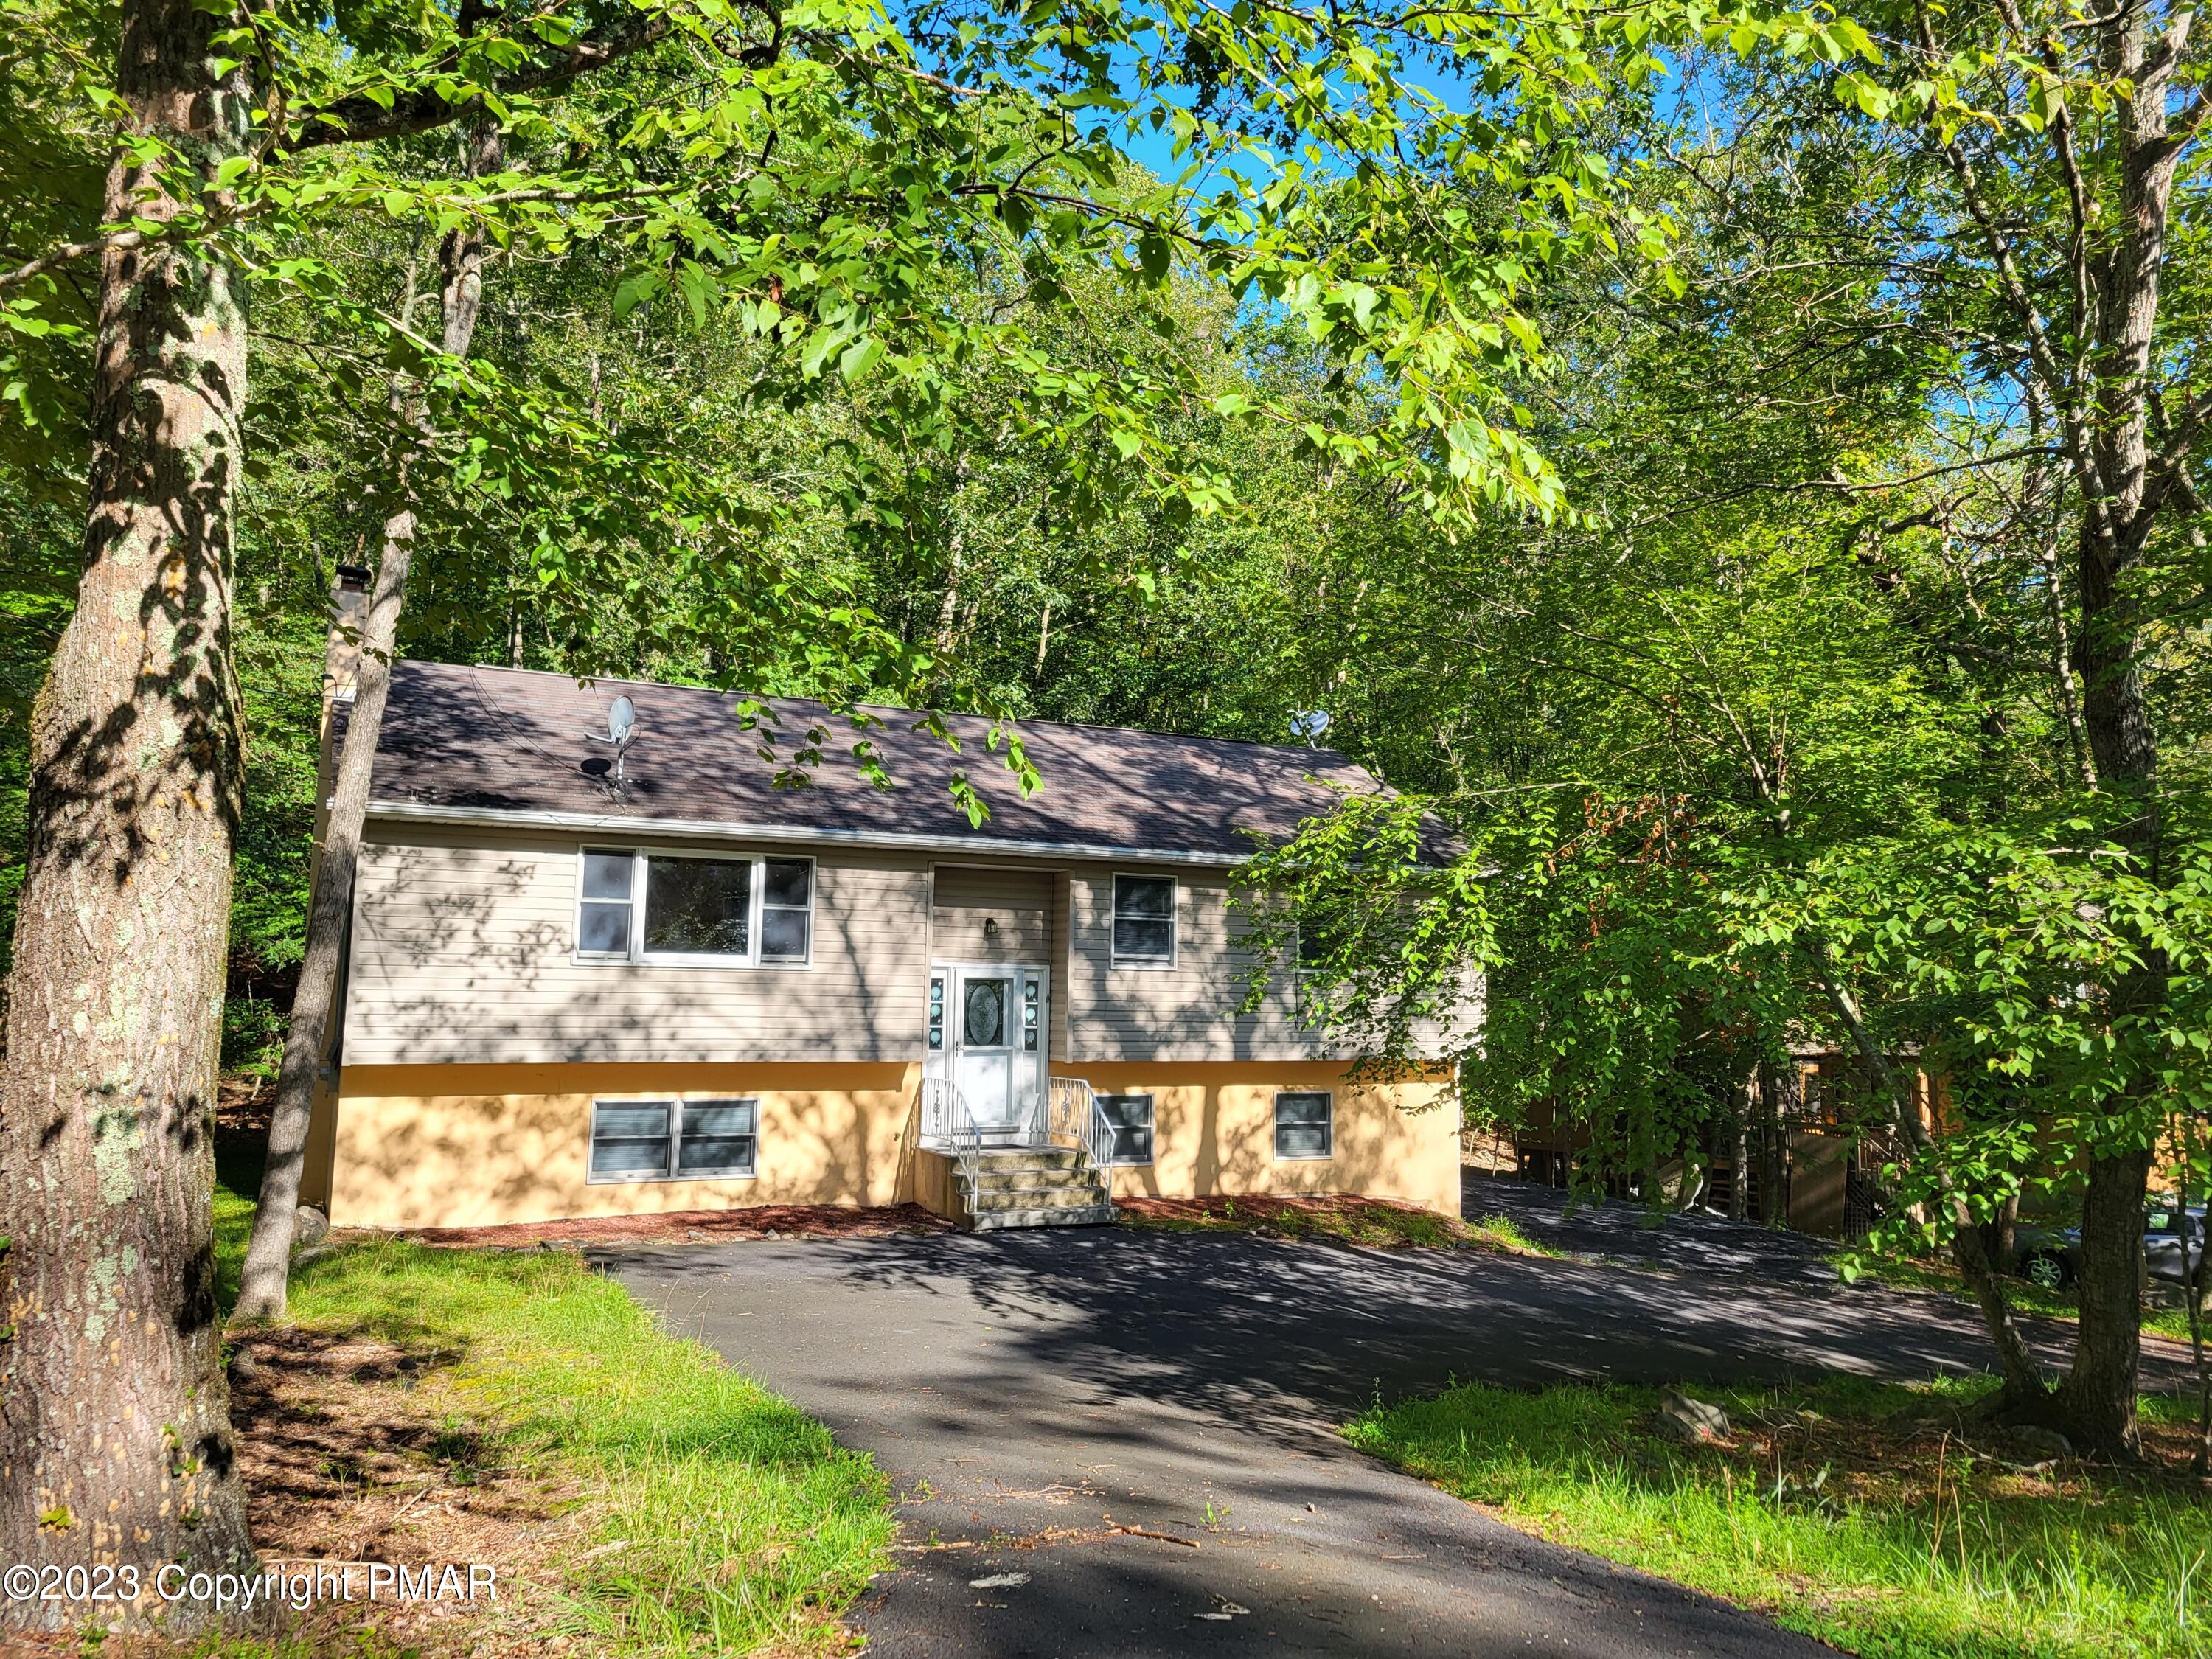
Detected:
[942,964,1044,1135]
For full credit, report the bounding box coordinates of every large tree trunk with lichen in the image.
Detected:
[0,0,260,1632]
[232,124,501,1324]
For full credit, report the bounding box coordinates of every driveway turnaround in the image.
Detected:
[1462,1172,1848,1284]
[604,1224,2112,1658]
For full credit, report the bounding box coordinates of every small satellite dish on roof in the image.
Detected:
[586,693,639,793]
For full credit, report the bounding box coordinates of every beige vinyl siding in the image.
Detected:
[344,823,929,1065]
[933,866,1054,911]
[1065,869,1324,1062]
[1051,872,1072,1062]
[930,863,1054,961]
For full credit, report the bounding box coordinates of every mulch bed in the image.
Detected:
[15,1333,577,1658]
[381,1201,959,1250]
[220,1327,581,1655]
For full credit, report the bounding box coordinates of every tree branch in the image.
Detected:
[283,13,675,152]
[1910,1,2127,573]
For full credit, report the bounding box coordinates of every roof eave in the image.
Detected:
[364,797,1258,869]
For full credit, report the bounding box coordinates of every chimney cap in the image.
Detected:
[335,563,372,591]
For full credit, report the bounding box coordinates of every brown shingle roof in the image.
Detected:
[361,661,1397,863]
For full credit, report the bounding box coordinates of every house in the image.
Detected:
[299,650,1475,1232]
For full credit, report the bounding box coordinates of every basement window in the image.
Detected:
[589,1098,759,1182]
[1273,1091,1333,1161]
[1096,1093,1155,1166]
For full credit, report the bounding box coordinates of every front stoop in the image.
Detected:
[957,1147,1115,1231]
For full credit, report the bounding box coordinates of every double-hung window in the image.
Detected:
[1096,1093,1155,1166]
[1111,874,1177,966]
[577,848,813,965]
[1274,1090,1333,1161]
[589,1098,759,1181]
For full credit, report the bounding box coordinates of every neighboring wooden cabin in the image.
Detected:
[1509,1052,1944,1240]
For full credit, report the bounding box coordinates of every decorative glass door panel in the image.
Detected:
[938,964,1047,1136]
[953,969,1017,1129]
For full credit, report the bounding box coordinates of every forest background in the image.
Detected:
[1,0,2208,1481]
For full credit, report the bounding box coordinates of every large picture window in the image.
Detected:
[589,1098,759,1182]
[1273,1090,1333,1161]
[645,854,752,956]
[577,849,813,965]
[1111,874,1177,966]
[1096,1093,1155,1166]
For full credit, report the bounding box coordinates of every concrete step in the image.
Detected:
[973,1146,1085,1169]
[967,1165,1098,1194]
[971,1204,1116,1231]
[970,1183,1110,1211]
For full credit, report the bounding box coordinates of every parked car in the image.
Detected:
[2014,1203,2206,1293]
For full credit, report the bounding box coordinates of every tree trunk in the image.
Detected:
[2055,1146,2154,1453]
[1980,1190,2019,1276]
[1806,939,2051,1408]
[0,0,261,1632]
[232,125,500,1324]
[1758,1060,1789,1224]
[2037,21,2183,1450]
[1730,1080,1750,1223]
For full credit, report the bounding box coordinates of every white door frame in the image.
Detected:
[927,960,1049,1138]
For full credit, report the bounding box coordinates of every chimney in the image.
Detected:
[324,563,372,714]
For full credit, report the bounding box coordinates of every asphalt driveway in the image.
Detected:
[1463,1172,1846,1284]
[604,1220,2096,1658]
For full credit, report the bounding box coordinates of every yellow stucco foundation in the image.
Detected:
[1065,1062,1461,1217]
[320,1059,1460,1229]
[325,1062,922,1230]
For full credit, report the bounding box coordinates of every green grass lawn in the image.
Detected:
[1349,1374,2212,1659]
[206,1156,895,1656]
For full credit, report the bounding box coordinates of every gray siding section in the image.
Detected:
[1065,870,1326,1062]
[344,824,929,1065]
[930,864,1054,962]
[935,866,1054,911]
[931,908,1051,961]
[1051,873,1071,1062]
[342,827,1478,1068]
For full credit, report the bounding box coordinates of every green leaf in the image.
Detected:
[1137,231,1171,285]
[838,336,885,383]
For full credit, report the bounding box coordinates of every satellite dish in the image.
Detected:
[585,693,639,794]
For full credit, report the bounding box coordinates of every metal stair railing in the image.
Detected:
[1045,1076,1116,1217]
[921,1076,983,1208]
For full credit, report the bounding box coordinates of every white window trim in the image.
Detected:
[587,1096,762,1183]
[1273,1088,1335,1162]
[574,845,814,968]
[1109,871,1178,970]
[1096,1091,1156,1167]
